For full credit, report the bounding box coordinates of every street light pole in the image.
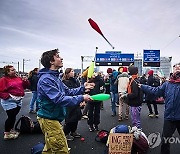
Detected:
[23,59,25,73]
[22,59,30,73]
[39,59,41,69]
[81,56,84,74]
[17,61,20,75]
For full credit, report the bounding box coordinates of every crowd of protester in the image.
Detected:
[0,48,179,154]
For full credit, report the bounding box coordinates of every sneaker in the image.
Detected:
[125,115,129,120]
[118,116,123,121]
[89,126,95,132]
[148,114,154,118]
[10,130,20,136]
[94,125,99,131]
[66,134,74,141]
[155,114,159,118]
[111,113,116,117]
[29,110,36,114]
[82,115,88,119]
[70,132,81,138]
[4,132,19,140]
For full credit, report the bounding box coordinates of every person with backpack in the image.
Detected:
[139,63,180,154]
[36,49,94,154]
[146,70,159,118]
[109,69,119,117]
[28,68,39,113]
[120,66,143,129]
[0,65,29,140]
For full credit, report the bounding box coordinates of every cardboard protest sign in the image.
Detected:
[109,133,133,154]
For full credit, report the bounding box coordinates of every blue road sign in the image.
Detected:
[143,50,160,67]
[95,53,134,66]
[143,50,160,62]
[95,53,134,62]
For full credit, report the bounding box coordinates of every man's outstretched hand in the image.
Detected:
[83,94,92,102]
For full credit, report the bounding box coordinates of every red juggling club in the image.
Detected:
[88,18,115,49]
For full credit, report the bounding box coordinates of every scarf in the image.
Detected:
[169,71,180,83]
[127,75,138,94]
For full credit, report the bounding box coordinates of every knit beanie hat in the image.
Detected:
[148,70,154,76]
[123,67,128,72]
[107,68,113,74]
[128,66,138,75]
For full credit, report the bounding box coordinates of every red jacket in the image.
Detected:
[0,76,30,100]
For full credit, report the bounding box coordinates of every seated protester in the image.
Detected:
[87,72,105,132]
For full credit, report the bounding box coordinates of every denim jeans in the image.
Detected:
[29,91,38,111]
[110,92,118,115]
[1,98,22,111]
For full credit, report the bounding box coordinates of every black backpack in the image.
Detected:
[95,130,109,144]
[153,77,160,87]
[15,115,42,134]
[124,78,144,105]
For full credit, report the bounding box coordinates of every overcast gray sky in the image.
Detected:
[0,0,179,72]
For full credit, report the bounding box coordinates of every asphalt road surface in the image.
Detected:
[0,92,179,154]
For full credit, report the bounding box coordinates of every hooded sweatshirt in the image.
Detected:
[37,68,85,122]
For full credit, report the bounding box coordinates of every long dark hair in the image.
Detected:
[28,68,39,78]
[62,68,73,80]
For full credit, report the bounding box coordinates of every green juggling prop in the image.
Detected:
[90,93,110,101]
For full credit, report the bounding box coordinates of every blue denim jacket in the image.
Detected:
[141,81,180,120]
